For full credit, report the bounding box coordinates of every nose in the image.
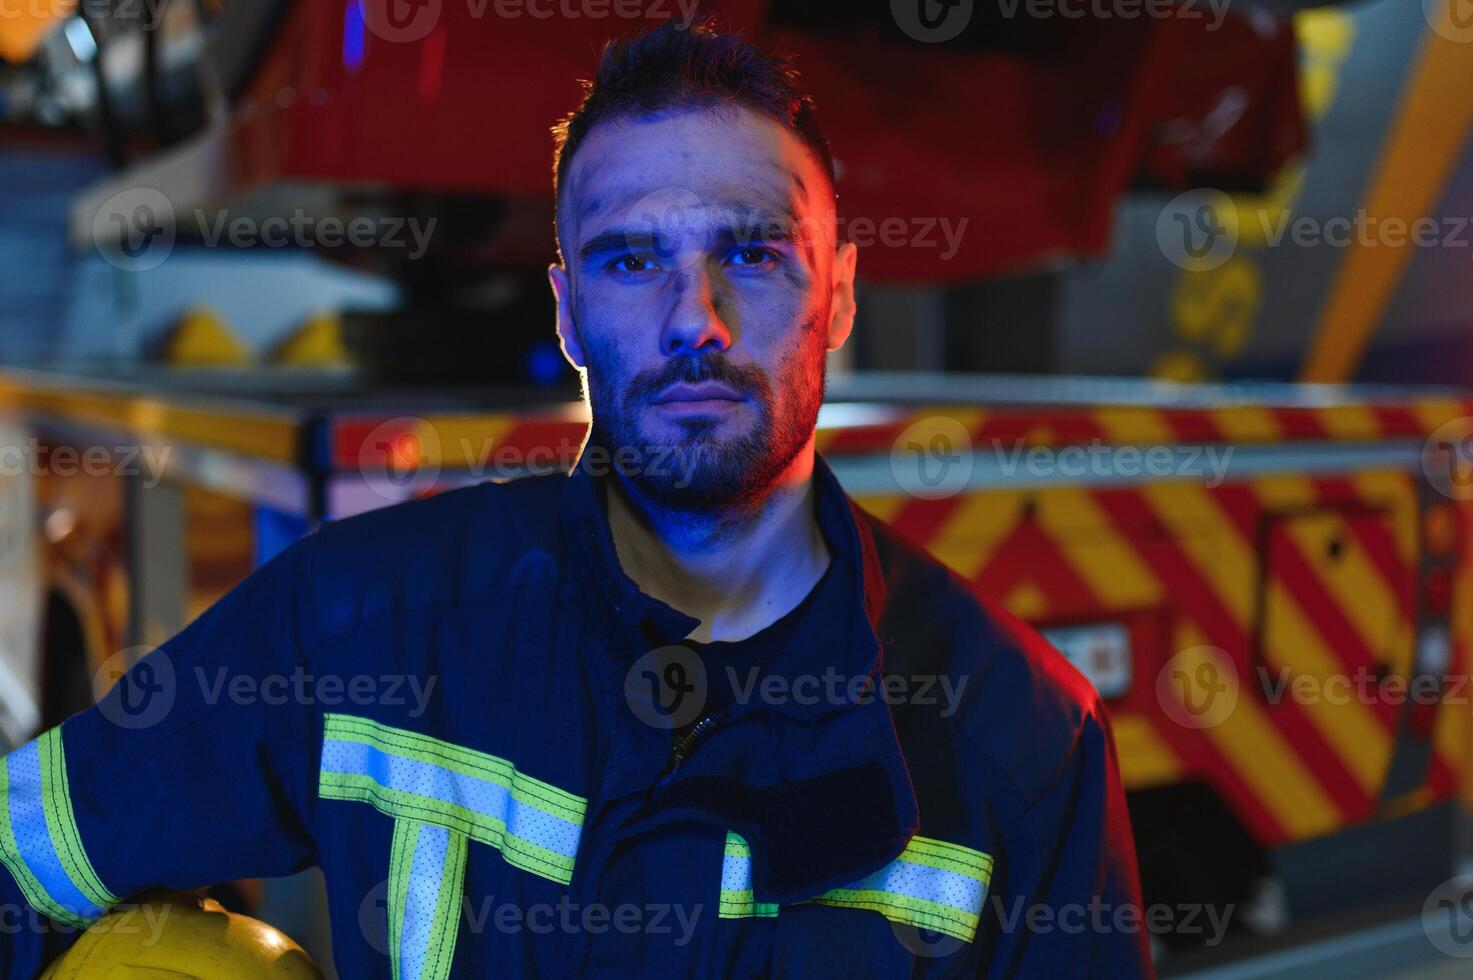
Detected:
[659,263,733,357]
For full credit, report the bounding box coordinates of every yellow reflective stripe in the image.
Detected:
[718,833,778,919]
[0,729,117,927]
[388,817,468,980]
[810,887,978,942]
[717,832,993,942]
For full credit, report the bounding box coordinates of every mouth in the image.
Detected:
[651,382,746,408]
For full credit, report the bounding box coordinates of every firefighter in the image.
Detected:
[0,19,1150,979]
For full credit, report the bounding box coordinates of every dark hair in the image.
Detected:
[551,19,836,237]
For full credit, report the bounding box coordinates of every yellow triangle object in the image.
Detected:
[165,307,253,366]
[272,312,351,367]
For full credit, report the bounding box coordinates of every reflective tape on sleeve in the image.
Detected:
[0,728,118,927]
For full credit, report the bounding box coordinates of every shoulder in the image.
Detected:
[304,472,570,639]
[857,505,1107,808]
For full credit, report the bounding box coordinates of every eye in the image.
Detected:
[608,254,659,275]
[727,246,779,270]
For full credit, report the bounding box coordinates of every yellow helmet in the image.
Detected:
[40,892,324,979]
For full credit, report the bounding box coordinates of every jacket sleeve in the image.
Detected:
[981,700,1155,979]
[0,532,321,979]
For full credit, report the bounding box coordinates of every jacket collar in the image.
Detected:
[559,447,889,697]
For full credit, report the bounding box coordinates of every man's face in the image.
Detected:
[550,105,857,510]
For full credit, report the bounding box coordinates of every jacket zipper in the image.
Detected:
[656,712,721,788]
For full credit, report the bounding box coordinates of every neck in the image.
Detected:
[604,441,831,643]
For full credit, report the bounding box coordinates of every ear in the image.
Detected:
[548,263,586,370]
[825,241,858,352]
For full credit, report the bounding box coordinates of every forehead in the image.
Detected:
[562,105,830,237]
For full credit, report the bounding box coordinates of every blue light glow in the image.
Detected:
[343,1,367,72]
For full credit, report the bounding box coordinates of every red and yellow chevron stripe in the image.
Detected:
[848,406,1470,848]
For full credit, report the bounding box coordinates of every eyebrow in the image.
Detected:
[576,206,808,263]
[578,230,654,262]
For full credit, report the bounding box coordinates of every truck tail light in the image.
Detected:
[1424,502,1459,558]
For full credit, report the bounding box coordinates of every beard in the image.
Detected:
[584,319,828,512]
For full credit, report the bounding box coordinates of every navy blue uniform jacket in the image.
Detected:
[0,453,1152,978]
